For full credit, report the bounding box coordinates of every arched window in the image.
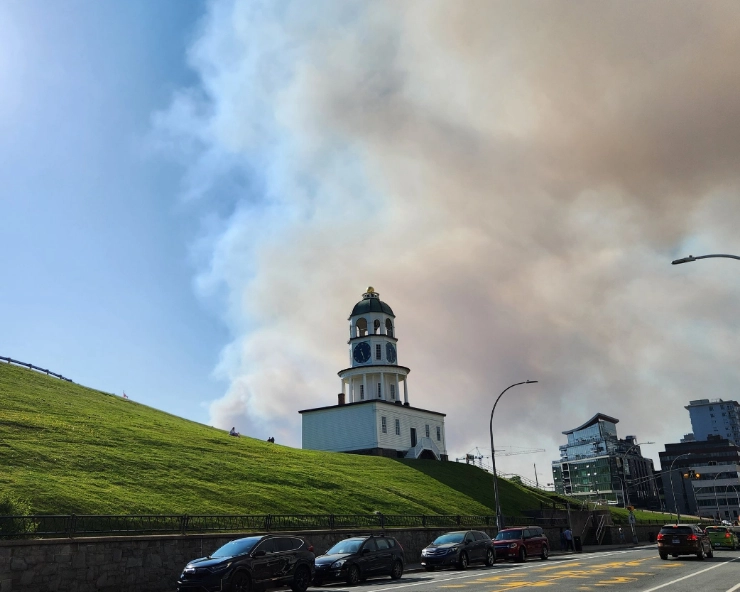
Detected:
[356,318,367,337]
[385,319,393,337]
[373,319,380,334]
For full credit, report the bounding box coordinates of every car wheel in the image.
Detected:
[659,552,668,560]
[540,545,549,560]
[706,545,714,558]
[290,566,311,592]
[517,547,527,563]
[230,571,251,592]
[457,552,469,570]
[390,560,404,580]
[485,548,495,566]
[696,546,705,560]
[346,565,360,586]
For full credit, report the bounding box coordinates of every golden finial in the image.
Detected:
[366,286,375,293]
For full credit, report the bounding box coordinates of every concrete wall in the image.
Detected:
[0,524,572,592]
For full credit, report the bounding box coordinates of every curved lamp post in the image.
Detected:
[670,453,692,523]
[712,471,724,523]
[490,380,538,530]
[672,254,740,265]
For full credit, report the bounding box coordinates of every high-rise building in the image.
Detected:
[685,399,740,444]
[551,413,659,508]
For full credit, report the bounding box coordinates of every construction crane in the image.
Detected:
[455,446,546,470]
[495,446,546,457]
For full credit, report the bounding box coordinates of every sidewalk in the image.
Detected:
[405,542,655,573]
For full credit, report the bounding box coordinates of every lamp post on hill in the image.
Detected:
[490,380,538,530]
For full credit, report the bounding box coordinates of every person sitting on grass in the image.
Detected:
[229,427,240,437]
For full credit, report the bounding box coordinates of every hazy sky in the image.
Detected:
[3,0,740,484]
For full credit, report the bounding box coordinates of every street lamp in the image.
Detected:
[712,471,724,523]
[490,380,538,530]
[619,441,654,508]
[669,453,692,523]
[672,253,740,265]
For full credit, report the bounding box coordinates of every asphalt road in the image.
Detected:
[311,546,740,592]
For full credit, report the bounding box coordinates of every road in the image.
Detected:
[312,546,740,592]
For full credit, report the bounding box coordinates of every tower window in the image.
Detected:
[425,424,430,438]
[356,318,367,337]
[360,385,364,400]
[395,419,400,435]
[390,384,395,400]
[374,319,381,334]
[386,319,393,337]
[436,426,441,441]
[376,344,381,360]
[381,416,387,433]
[377,383,382,398]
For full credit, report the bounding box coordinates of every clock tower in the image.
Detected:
[299,288,447,460]
[342,287,408,405]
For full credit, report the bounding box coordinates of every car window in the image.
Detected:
[464,533,474,543]
[363,539,378,552]
[254,539,278,554]
[495,530,523,541]
[433,533,465,544]
[326,539,363,555]
[386,538,396,547]
[275,537,300,552]
[474,531,490,541]
[522,529,531,539]
[211,536,263,558]
[659,526,693,535]
[376,538,389,550]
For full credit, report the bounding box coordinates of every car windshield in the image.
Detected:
[326,539,363,554]
[432,533,464,544]
[705,527,726,533]
[211,537,263,558]
[495,530,523,541]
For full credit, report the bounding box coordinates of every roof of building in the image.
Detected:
[349,287,395,318]
[298,398,445,417]
[562,412,620,435]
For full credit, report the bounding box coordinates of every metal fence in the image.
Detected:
[0,356,72,382]
[0,513,570,540]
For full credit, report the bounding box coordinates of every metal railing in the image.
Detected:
[0,356,72,382]
[0,513,569,540]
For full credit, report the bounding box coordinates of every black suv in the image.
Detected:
[421,530,495,570]
[657,524,714,560]
[314,535,405,586]
[176,534,315,592]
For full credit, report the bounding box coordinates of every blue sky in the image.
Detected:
[0,1,228,421]
[4,1,740,482]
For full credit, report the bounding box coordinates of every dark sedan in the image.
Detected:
[421,530,495,570]
[657,524,714,560]
[176,535,315,592]
[314,535,405,586]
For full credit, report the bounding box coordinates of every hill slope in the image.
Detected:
[0,363,548,516]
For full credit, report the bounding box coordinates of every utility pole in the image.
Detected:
[534,463,539,488]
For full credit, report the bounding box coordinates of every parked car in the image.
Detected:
[421,530,495,570]
[493,526,549,562]
[313,534,405,586]
[657,524,713,560]
[705,525,739,550]
[176,534,315,592]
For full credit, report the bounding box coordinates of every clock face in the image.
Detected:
[386,343,397,364]
[353,341,371,364]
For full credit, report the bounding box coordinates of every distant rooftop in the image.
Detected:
[562,412,620,435]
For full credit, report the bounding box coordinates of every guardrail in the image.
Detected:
[0,513,570,540]
[0,356,72,382]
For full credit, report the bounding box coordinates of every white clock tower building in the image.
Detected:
[300,288,448,460]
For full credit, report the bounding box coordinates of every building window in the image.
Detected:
[395,419,400,435]
[374,319,381,334]
[360,385,364,400]
[377,383,382,398]
[425,425,430,438]
[381,416,387,433]
[436,426,441,441]
[390,385,395,400]
[376,344,382,359]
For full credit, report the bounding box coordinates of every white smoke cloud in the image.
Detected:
[157,0,740,477]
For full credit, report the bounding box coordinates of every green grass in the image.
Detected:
[0,363,552,516]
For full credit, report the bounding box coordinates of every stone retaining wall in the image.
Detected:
[0,522,590,592]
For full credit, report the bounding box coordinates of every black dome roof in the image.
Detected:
[350,288,395,318]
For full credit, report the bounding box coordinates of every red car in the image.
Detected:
[493,527,549,562]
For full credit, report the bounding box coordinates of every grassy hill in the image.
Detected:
[0,363,551,516]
